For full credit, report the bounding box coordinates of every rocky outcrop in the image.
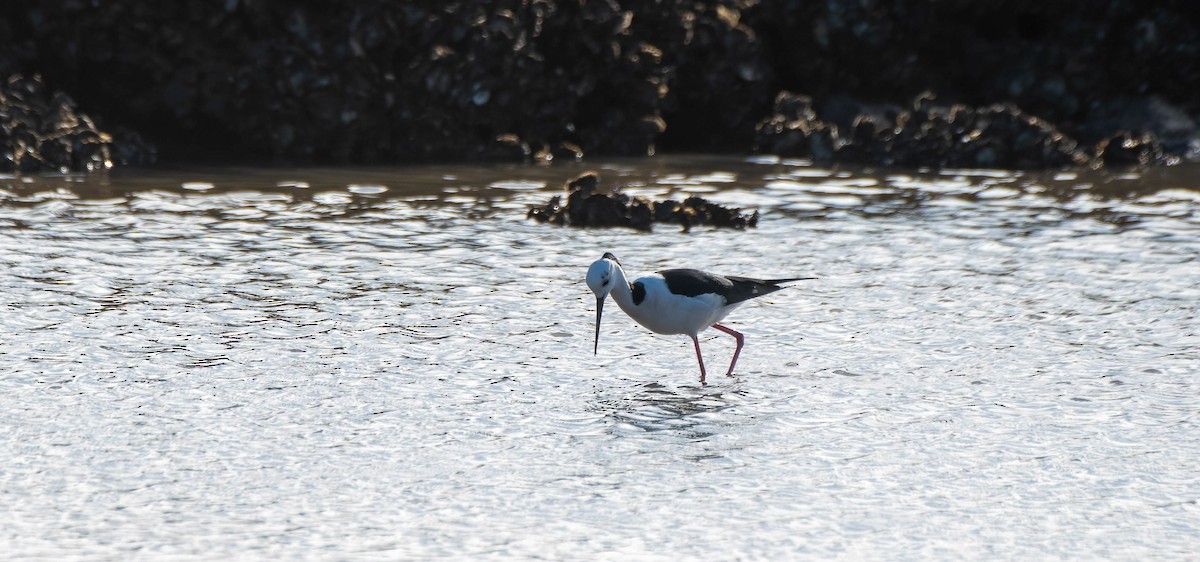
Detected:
[2,1,1197,171]
[528,172,759,231]
[1,74,113,173]
[754,92,1118,169]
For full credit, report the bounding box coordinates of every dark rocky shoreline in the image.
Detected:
[3,1,1197,173]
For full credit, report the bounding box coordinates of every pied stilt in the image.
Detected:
[586,252,813,381]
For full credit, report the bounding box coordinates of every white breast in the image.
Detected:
[614,275,741,336]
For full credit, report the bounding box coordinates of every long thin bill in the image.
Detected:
[593,296,604,355]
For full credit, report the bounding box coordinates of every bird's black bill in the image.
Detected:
[593,296,604,355]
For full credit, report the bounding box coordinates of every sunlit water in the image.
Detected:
[1,156,1198,560]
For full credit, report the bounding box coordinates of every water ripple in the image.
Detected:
[1,158,1198,559]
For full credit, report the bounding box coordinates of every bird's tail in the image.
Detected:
[765,277,817,285]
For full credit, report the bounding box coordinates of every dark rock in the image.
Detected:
[0,74,120,173]
[46,0,666,164]
[527,171,757,231]
[630,1,773,152]
[753,92,841,161]
[746,2,1200,164]
[491,133,532,160]
[755,91,1092,169]
[1083,96,1195,156]
[566,171,601,196]
[1097,131,1168,168]
[675,195,759,230]
[3,1,1198,167]
[525,194,564,225]
[109,126,158,167]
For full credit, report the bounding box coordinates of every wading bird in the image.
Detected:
[586,252,813,381]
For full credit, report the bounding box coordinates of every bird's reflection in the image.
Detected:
[591,380,746,438]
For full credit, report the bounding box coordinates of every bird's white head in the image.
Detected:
[586,252,623,355]
[586,252,621,299]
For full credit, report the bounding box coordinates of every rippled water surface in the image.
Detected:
[2,156,1198,559]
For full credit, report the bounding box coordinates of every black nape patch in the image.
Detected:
[631,281,646,305]
[602,252,620,264]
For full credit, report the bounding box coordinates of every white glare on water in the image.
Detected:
[1,157,1198,560]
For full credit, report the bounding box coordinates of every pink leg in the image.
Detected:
[690,334,707,383]
[711,324,745,376]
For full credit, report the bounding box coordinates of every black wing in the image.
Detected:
[660,269,812,305]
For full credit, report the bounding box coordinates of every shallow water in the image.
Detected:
[1,156,1198,559]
